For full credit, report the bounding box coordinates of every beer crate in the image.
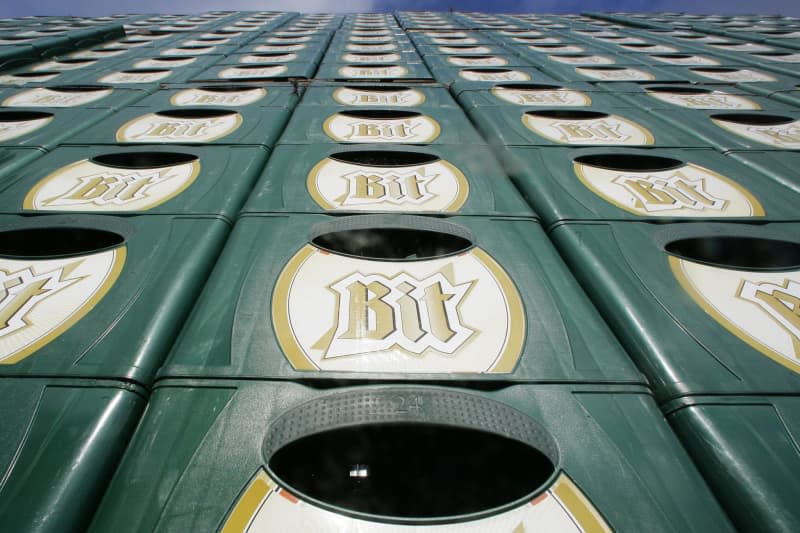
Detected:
[88,379,731,533]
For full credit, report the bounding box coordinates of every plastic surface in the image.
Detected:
[160,214,642,383]
[89,380,731,533]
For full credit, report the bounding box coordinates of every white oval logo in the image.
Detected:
[332,87,426,107]
[448,55,508,66]
[432,37,478,44]
[324,112,440,143]
[134,57,196,69]
[0,73,59,85]
[709,42,773,52]
[31,60,95,72]
[273,244,523,373]
[459,70,531,81]
[754,53,800,63]
[647,89,759,110]
[529,44,584,53]
[575,67,655,81]
[346,42,398,52]
[711,116,800,149]
[162,46,215,55]
[348,34,393,42]
[218,65,288,79]
[692,68,776,82]
[620,44,677,53]
[671,256,800,373]
[522,112,654,145]
[99,70,172,83]
[239,53,297,63]
[491,86,591,106]
[222,470,610,532]
[549,55,614,65]
[574,158,763,217]
[116,111,243,143]
[267,36,312,43]
[24,156,201,211]
[438,46,490,54]
[307,154,469,212]
[0,247,125,365]
[69,49,127,59]
[253,44,307,53]
[0,113,53,142]
[650,55,719,66]
[515,37,560,43]
[342,53,401,63]
[170,87,267,107]
[337,65,409,78]
[3,87,113,108]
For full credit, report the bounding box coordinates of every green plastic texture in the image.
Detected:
[299,82,460,108]
[428,65,555,84]
[88,380,731,533]
[550,221,800,402]
[129,84,303,109]
[0,378,146,533]
[319,49,424,65]
[66,104,293,146]
[667,395,800,533]
[314,61,433,81]
[536,60,684,83]
[606,82,794,111]
[0,214,229,384]
[160,214,642,383]
[422,53,533,72]
[651,108,800,152]
[0,146,46,179]
[498,146,800,226]
[0,144,268,220]
[0,84,148,110]
[277,104,485,145]
[240,143,533,217]
[191,61,319,80]
[654,64,800,89]
[465,104,707,148]
[0,106,113,149]
[454,82,621,108]
[224,45,326,63]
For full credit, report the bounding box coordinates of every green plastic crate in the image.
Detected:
[68,104,292,146]
[132,84,302,108]
[499,146,799,226]
[0,213,229,384]
[0,144,268,220]
[453,81,620,108]
[667,395,800,533]
[278,105,485,145]
[240,143,532,216]
[0,378,146,533]
[652,108,800,151]
[465,105,706,147]
[299,82,459,108]
[161,214,641,383]
[0,107,112,149]
[551,221,800,402]
[0,84,147,109]
[314,61,433,81]
[606,82,792,111]
[88,379,731,533]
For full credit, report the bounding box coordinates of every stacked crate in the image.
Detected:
[1,10,799,533]
[544,12,800,533]
[0,10,303,532]
[86,11,734,533]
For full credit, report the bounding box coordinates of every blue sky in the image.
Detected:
[1,0,799,17]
